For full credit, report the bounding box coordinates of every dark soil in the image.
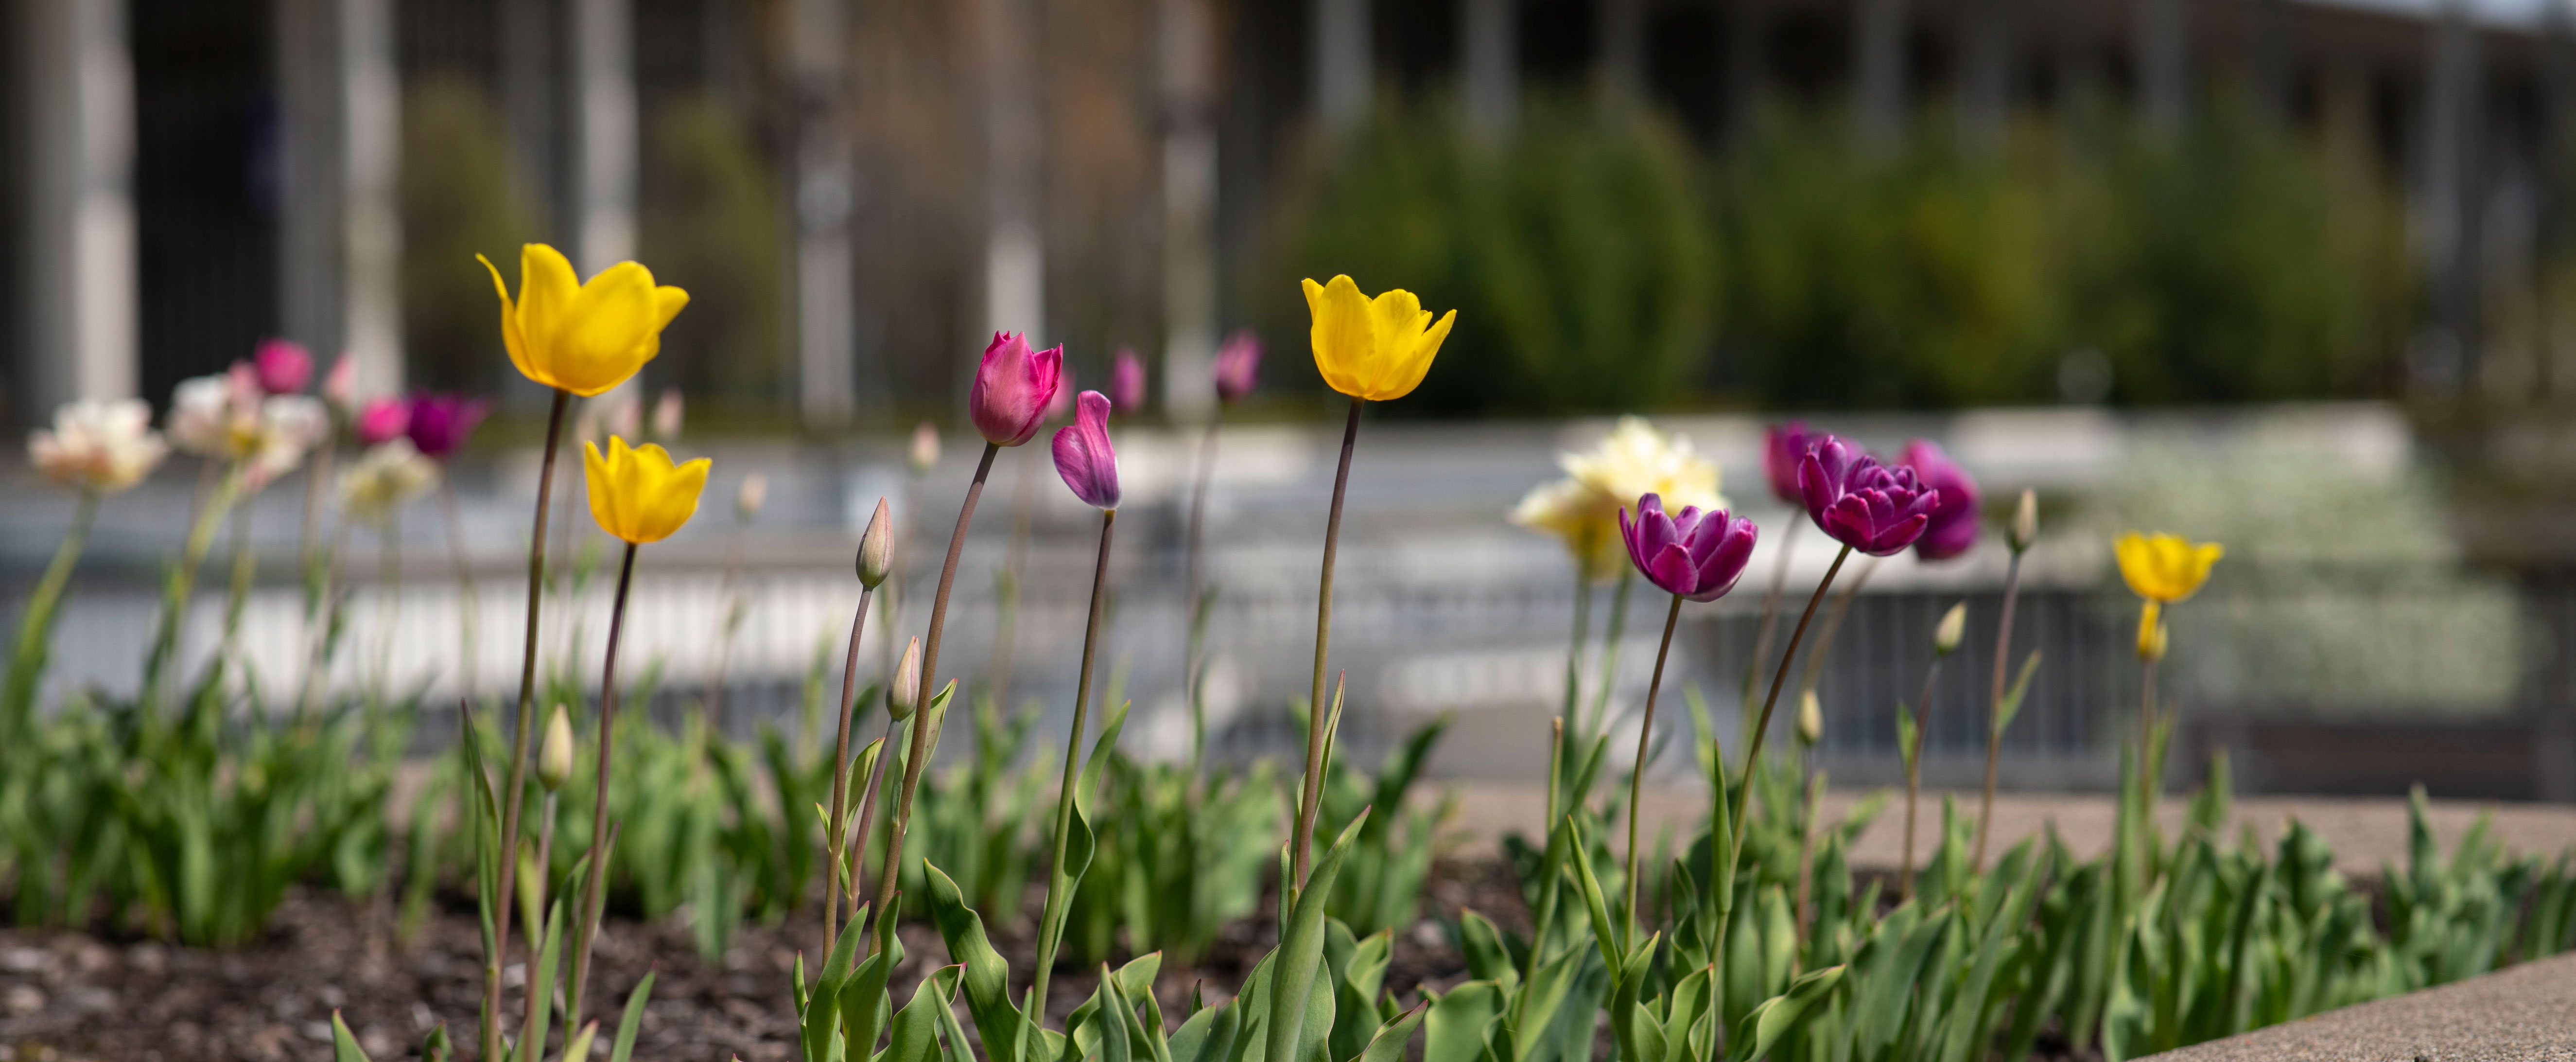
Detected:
[0,856,1527,1062]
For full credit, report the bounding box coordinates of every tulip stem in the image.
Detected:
[1296,395,1365,891]
[1624,592,1685,955]
[516,789,558,1062]
[823,583,877,956]
[440,478,481,700]
[1711,540,1851,1058]
[487,388,568,1062]
[1588,570,1635,745]
[142,463,242,718]
[2,490,98,742]
[846,712,901,924]
[567,540,639,1034]
[1183,410,1223,775]
[1556,573,1594,788]
[868,440,1002,948]
[1897,654,1946,903]
[1972,548,2024,872]
[1744,518,1802,706]
[1030,507,1118,1051]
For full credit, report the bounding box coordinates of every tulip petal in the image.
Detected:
[1050,390,1120,509]
[1371,309,1454,401]
[517,245,582,382]
[1306,276,1378,399]
[555,262,663,396]
[479,254,540,389]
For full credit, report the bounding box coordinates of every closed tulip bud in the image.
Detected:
[2137,613,2169,664]
[2009,489,2038,553]
[908,422,940,474]
[1934,602,1967,657]
[736,473,767,521]
[538,704,575,792]
[1796,689,1824,747]
[859,498,893,587]
[887,637,922,720]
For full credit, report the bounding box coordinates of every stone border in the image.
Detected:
[2142,951,2576,1061]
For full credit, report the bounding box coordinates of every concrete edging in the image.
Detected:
[2141,951,2576,1062]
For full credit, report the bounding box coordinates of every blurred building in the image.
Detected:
[3,0,2571,426]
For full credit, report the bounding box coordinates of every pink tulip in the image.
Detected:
[1110,348,1147,415]
[971,332,1064,446]
[1763,421,1816,506]
[355,397,410,446]
[254,339,313,395]
[1214,330,1261,405]
[1897,440,1981,562]
[1051,391,1120,510]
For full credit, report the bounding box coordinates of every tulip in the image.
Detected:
[2116,531,2223,607]
[1051,391,1121,510]
[166,374,237,457]
[405,392,491,460]
[1515,417,1723,584]
[824,496,892,955]
[1799,435,1939,556]
[1302,275,1455,401]
[255,338,313,395]
[355,397,410,446]
[2008,488,2038,553]
[908,423,940,474]
[537,705,575,792]
[1110,348,1147,415]
[31,399,168,496]
[479,244,689,397]
[970,332,1065,446]
[1933,601,1967,656]
[1762,421,1816,505]
[337,439,441,526]
[2137,615,2169,664]
[1612,492,1756,950]
[886,638,922,721]
[858,498,893,588]
[1617,495,1757,603]
[322,354,358,416]
[1898,441,1981,562]
[241,397,329,493]
[1214,329,1261,405]
[737,473,768,522]
[1796,688,1824,748]
[581,437,710,545]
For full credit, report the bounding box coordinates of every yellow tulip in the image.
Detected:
[583,436,710,545]
[1302,275,1456,401]
[478,244,690,397]
[2114,531,2222,604]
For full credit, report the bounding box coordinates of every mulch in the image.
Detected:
[0,856,1528,1062]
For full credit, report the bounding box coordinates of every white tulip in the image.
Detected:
[29,399,169,495]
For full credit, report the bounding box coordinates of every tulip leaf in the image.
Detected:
[611,970,657,1062]
[1422,981,1507,1062]
[1723,965,1845,1062]
[331,1010,369,1062]
[886,964,961,1062]
[924,861,1026,1062]
[1268,813,1371,1062]
[1350,1001,1429,1062]
[1995,651,2042,735]
[559,1021,601,1062]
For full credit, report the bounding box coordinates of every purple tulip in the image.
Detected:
[1618,494,1758,602]
[1110,348,1147,415]
[1214,329,1261,405]
[1798,435,1940,556]
[1763,421,1816,505]
[1051,390,1120,510]
[406,391,493,460]
[255,338,313,396]
[971,332,1065,446]
[1897,439,1981,561]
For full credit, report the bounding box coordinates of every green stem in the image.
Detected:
[823,584,877,956]
[845,712,902,925]
[216,493,257,682]
[1743,517,1801,706]
[1588,570,1635,744]
[3,491,99,739]
[1559,574,1594,782]
[1625,593,1685,955]
[142,465,243,716]
[568,541,639,1032]
[1029,508,1118,1052]
[376,521,401,708]
[868,441,1003,948]
[1898,656,1945,903]
[487,388,569,1062]
[1972,549,2024,871]
[1296,395,1365,890]
[441,478,481,700]
[1184,411,1223,775]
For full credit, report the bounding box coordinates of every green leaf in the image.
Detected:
[560,1022,601,1062]
[1350,1001,1429,1062]
[611,970,657,1062]
[1723,965,1845,1062]
[1896,705,1919,774]
[924,861,1027,1062]
[419,1022,450,1062]
[522,898,568,1062]
[1994,651,2042,735]
[330,1010,370,1062]
[1168,993,1242,1062]
[886,965,961,1062]
[1266,813,1372,1062]
[1458,910,1518,988]
[1422,981,1507,1062]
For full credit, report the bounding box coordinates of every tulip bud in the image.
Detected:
[736,473,767,522]
[1933,602,1967,657]
[1109,348,1147,415]
[909,422,940,474]
[886,637,922,720]
[858,498,893,588]
[254,338,313,395]
[652,387,684,441]
[538,704,575,792]
[322,354,358,415]
[2008,488,2038,553]
[1796,688,1824,748]
[2137,616,2169,665]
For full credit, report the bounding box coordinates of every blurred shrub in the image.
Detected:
[1264,99,1718,415]
[639,97,787,405]
[401,78,536,393]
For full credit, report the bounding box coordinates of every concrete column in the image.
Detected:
[2423,0,2484,390]
[981,0,1044,342]
[2134,0,2188,131]
[790,0,858,421]
[1956,0,2011,150]
[1855,0,1906,147]
[1161,0,1219,418]
[574,0,638,275]
[18,0,139,414]
[1315,0,1372,130]
[1462,0,1517,136]
[1599,0,1644,106]
[342,0,403,395]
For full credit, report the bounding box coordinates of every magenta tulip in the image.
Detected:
[1618,494,1758,602]
[355,397,410,446]
[1110,348,1147,415]
[1799,435,1939,556]
[970,332,1065,446]
[1052,390,1120,510]
[1214,329,1261,405]
[1897,439,1981,561]
[255,339,313,395]
[407,392,493,460]
[1763,421,1816,505]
